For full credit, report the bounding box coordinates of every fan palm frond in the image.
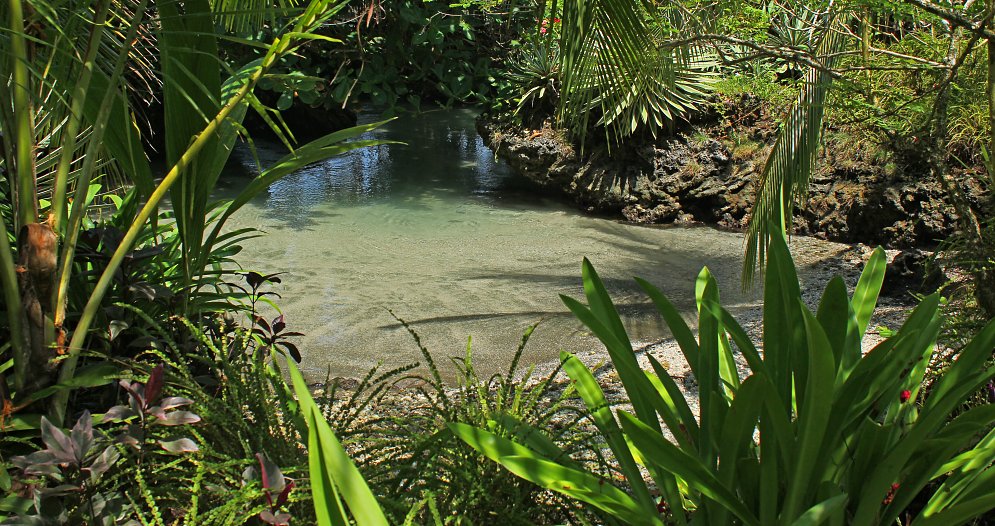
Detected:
[558,0,716,150]
[212,0,305,35]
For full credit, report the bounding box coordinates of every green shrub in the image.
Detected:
[456,233,995,525]
[506,37,561,128]
[341,316,607,524]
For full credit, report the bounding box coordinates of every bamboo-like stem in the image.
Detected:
[0,212,26,393]
[9,0,38,229]
[50,0,112,233]
[862,9,875,104]
[51,35,291,425]
[53,0,149,336]
[5,0,36,394]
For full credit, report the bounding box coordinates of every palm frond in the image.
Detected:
[558,0,716,150]
[742,16,846,288]
[212,0,304,35]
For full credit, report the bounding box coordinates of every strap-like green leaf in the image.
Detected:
[925,317,995,413]
[636,276,700,378]
[646,355,699,447]
[449,422,661,526]
[783,305,838,522]
[561,283,660,434]
[620,412,760,526]
[852,247,886,339]
[913,493,995,526]
[816,276,856,373]
[561,352,658,511]
[717,375,764,493]
[287,359,389,526]
[790,495,848,526]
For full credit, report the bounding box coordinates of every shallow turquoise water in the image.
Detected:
[221,108,762,379]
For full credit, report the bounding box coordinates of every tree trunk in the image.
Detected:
[932,26,995,318]
[16,222,59,396]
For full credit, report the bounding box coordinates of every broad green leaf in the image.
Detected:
[763,231,804,407]
[307,407,348,526]
[581,258,630,349]
[0,494,32,514]
[852,364,994,524]
[620,412,760,526]
[491,413,576,467]
[816,276,856,372]
[561,352,658,510]
[784,305,837,522]
[695,268,723,467]
[283,31,343,44]
[646,355,699,447]
[913,493,995,526]
[717,375,764,492]
[636,276,700,376]
[560,293,660,433]
[790,494,847,526]
[449,422,660,526]
[287,359,389,526]
[851,247,886,340]
[925,317,995,413]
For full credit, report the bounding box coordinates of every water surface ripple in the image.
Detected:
[221,108,763,380]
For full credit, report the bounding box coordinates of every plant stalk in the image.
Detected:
[53,0,149,336]
[52,39,287,425]
[0,212,27,394]
[50,0,112,233]
[8,0,38,229]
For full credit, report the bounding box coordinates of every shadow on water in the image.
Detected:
[219,107,770,380]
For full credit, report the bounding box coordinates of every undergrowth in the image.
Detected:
[317,313,612,524]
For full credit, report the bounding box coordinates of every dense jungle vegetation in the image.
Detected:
[2,0,995,523]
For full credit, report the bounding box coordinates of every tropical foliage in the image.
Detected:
[2,0,995,523]
[0,0,382,424]
[556,0,717,147]
[458,234,995,525]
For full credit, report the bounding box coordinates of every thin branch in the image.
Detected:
[902,0,995,40]
[663,34,843,79]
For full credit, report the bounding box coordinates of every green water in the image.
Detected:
[221,108,761,379]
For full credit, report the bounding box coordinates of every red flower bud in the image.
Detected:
[883,483,900,505]
[900,390,911,403]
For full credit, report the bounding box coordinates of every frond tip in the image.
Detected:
[742,16,844,288]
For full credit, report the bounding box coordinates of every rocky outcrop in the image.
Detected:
[478,116,983,249]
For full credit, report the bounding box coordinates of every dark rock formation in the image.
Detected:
[478,116,980,249]
[881,248,946,296]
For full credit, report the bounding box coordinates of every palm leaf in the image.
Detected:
[742,15,845,287]
[558,0,715,149]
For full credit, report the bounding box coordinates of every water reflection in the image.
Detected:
[221,108,760,380]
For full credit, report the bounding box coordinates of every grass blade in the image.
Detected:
[287,358,389,526]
